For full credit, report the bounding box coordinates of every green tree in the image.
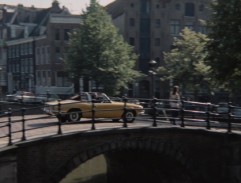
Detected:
[206,0,241,94]
[158,28,211,99]
[65,0,140,95]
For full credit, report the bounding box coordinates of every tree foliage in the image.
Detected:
[158,28,211,98]
[206,0,241,93]
[65,0,140,95]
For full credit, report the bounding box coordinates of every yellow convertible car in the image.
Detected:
[43,92,144,122]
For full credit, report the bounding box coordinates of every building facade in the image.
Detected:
[1,0,211,99]
[0,6,7,99]
[0,1,81,98]
[106,0,211,98]
[34,14,81,97]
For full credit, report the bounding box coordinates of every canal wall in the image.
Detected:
[0,146,17,183]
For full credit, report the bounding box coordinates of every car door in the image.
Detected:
[94,102,124,119]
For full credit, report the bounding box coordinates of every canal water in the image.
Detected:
[60,154,107,183]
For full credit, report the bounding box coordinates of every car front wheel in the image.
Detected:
[68,109,82,122]
[122,110,136,123]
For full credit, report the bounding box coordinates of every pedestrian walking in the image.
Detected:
[169,85,181,124]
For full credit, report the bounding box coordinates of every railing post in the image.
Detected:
[7,108,12,146]
[57,99,62,135]
[180,100,185,127]
[123,97,128,128]
[21,108,26,141]
[206,104,211,130]
[152,98,157,127]
[227,102,232,133]
[91,99,96,130]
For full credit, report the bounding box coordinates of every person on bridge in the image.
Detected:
[169,85,181,125]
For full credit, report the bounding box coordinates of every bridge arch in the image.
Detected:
[52,137,199,183]
[10,127,240,183]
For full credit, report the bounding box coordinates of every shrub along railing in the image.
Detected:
[0,98,241,148]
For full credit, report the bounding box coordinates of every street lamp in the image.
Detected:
[149,60,157,98]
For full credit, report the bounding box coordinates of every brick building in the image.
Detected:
[106,0,211,98]
[0,1,81,97]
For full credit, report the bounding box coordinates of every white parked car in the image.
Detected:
[216,102,229,114]
[6,91,37,103]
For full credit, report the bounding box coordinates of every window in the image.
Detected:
[64,29,70,40]
[42,71,46,86]
[16,63,20,73]
[16,45,19,57]
[140,19,150,35]
[129,37,135,46]
[42,47,46,64]
[28,42,32,54]
[36,71,41,85]
[20,44,24,55]
[23,44,27,55]
[155,19,161,28]
[46,46,50,64]
[129,18,135,26]
[185,3,195,17]
[185,22,194,30]
[154,38,160,46]
[175,3,181,10]
[199,26,207,34]
[55,47,61,63]
[141,0,150,15]
[12,46,16,58]
[29,58,33,73]
[170,20,180,36]
[36,47,40,65]
[55,29,60,40]
[7,48,10,58]
[47,71,51,86]
[199,4,204,12]
[162,2,166,8]
[56,71,70,87]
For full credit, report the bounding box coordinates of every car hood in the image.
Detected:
[45,100,81,105]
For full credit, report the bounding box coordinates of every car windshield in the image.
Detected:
[70,92,111,103]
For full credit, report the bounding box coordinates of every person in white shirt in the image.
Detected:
[169,85,181,124]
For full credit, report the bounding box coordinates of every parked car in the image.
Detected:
[6,91,38,103]
[43,92,144,123]
[231,107,241,119]
[216,102,229,114]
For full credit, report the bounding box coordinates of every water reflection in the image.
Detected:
[60,154,107,183]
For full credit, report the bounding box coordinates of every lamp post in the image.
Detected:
[149,60,157,98]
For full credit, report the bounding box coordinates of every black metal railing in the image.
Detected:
[0,98,241,148]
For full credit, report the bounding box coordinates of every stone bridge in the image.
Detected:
[1,127,241,183]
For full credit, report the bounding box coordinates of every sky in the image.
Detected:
[0,0,115,14]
